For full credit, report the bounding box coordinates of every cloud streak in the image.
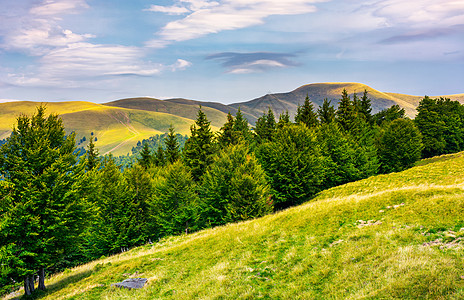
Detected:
[208,52,299,73]
[146,0,324,47]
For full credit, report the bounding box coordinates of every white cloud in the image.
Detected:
[146,0,324,47]
[170,59,193,71]
[29,0,89,16]
[144,5,190,15]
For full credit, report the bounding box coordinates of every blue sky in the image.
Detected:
[0,0,463,104]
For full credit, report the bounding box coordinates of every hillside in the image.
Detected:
[0,101,224,156]
[232,83,464,120]
[8,152,464,299]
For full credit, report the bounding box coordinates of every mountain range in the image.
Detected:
[1,82,463,156]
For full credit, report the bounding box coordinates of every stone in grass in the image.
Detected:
[112,278,148,290]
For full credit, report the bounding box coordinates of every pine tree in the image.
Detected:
[201,144,272,227]
[359,89,373,124]
[277,110,291,128]
[295,95,318,127]
[254,108,276,143]
[154,144,166,167]
[0,106,87,295]
[218,112,237,148]
[336,89,354,131]
[318,98,336,124]
[256,124,326,210]
[183,106,216,181]
[138,142,153,169]
[164,125,180,164]
[233,107,253,143]
[86,136,99,171]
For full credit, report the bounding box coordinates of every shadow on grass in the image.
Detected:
[17,269,94,300]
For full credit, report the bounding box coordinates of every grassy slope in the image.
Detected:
[10,152,464,299]
[0,101,223,156]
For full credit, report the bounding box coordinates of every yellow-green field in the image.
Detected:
[0,101,225,156]
[6,152,464,299]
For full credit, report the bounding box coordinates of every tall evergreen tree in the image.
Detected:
[336,89,354,131]
[164,125,180,164]
[86,136,99,171]
[254,108,276,143]
[218,112,238,148]
[256,124,326,210]
[277,110,291,128]
[359,89,373,124]
[0,106,87,295]
[183,106,216,181]
[154,145,166,167]
[373,104,406,126]
[318,98,336,124]
[201,144,272,227]
[233,107,253,143]
[138,142,153,169]
[295,95,318,127]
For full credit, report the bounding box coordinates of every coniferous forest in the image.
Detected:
[1,90,464,296]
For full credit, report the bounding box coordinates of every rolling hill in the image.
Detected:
[5,152,464,299]
[231,82,464,120]
[1,82,463,156]
[0,101,225,156]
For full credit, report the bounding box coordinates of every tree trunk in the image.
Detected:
[28,275,35,293]
[38,267,46,290]
[24,277,31,296]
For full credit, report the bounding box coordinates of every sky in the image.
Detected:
[0,0,463,104]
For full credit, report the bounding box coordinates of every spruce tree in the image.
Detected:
[0,106,87,295]
[318,98,336,124]
[233,107,253,143]
[359,89,373,124]
[277,110,291,128]
[138,142,153,169]
[201,144,272,226]
[336,89,354,131]
[154,144,166,167]
[254,108,276,143]
[218,112,237,148]
[164,125,180,164]
[295,95,318,127]
[86,136,99,171]
[183,106,216,181]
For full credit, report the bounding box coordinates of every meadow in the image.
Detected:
[6,152,464,299]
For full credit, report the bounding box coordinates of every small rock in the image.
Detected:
[111,278,147,290]
[386,206,392,209]
[379,210,385,213]
[460,275,464,280]
[460,228,464,232]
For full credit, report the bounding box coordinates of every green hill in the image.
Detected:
[0,101,225,156]
[7,152,464,299]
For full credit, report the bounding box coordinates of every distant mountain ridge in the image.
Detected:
[1,83,463,155]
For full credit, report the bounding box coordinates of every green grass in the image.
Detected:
[5,152,464,299]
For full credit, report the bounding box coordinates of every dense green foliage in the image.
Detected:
[415,96,464,158]
[0,106,88,295]
[378,118,423,173]
[4,91,462,297]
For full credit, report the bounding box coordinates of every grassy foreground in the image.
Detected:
[6,153,464,299]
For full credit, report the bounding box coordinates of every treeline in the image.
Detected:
[1,91,463,296]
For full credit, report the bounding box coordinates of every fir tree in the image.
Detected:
[0,106,87,295]
[318,98,336,124]
[254,108,276,143]
[295,95,318,127]
[233,107,253,143]
[277,110,291,128]
[218,112,237,148]
[359,89,373,124]
[86,136,99,171]
[183,106,216,181]
[154,144,166,167]
[138,142,153,169]
[164,125,180,164]
[336,88,354,131]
